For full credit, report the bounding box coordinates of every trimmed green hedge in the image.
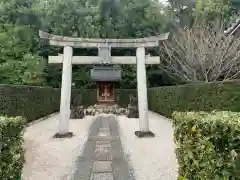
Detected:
[0,116,26,180]
[173,111,240,180]
[0,85,97,122]
[115,89,137,107]
[72,88,97,107]
[0,85,61,122]
[148,81,240,118]
[0,84,136,122]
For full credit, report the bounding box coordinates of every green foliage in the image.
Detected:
[0,0,239,88]
[149,81,240,178]
[0,24,46,86]
[167,0,237,27]
[166,0,196,27]
[0,84,61,121]
[0,54,46,85]
[0,84,138,121]
[0,116,26,180]
[0,0,178,88]
[72,88,97,108]
[148,81,240,118]
[37,0,171,88]
[172,111,240,180]
[115,89,137,107]
[195,0,231,23]
[0,85,99,121]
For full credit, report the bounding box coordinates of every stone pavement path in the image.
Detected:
[73,115,133,180]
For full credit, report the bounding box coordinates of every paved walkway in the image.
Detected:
[73,115,133,180]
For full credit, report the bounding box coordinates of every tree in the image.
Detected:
[166,0,238,28]
[0,0,46,85]
[0,0,174,87]
[161,24,240,82]
[166,0,196,27]
[0,24,46,85]
[38,0,171,88]
[194,0,232,24]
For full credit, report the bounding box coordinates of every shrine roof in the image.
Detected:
[39,30,169,48]
[90,66,121,82]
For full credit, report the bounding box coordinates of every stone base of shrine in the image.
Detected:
[134,131,155,138]
[53,132,73,139]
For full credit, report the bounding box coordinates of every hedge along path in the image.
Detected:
[0,116,26,180]
[73,115,134,180]
[148,81,240,118]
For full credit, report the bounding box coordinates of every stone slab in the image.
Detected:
[102,123,110,128]
[99,128,110,132]
[96,141,111,148]
[92,161,112,173]
[94,147,112,161]
[98,131,110,136]
[88,136,119,141]
[90,173,114,180]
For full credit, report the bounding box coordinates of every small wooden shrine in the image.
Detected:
[90,65,121,103]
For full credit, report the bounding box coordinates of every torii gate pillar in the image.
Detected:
[135,47,154,137]
[58,46,73,137]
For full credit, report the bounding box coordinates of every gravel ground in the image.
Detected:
[22,114,95,180]
[117,111,178,180]
[22,112,178,180]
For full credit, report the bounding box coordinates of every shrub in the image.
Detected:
[0,84,61,122]
[0,116,26,180]
[115,89,137,107]
[0,84,136,121]
[72,88,97,108]
[0,85,98,122]
[173,111,240,180]
[148,81,240,118]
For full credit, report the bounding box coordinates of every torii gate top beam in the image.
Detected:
[39,30,169,48]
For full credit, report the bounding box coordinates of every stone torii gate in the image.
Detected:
[39,30,169,138]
